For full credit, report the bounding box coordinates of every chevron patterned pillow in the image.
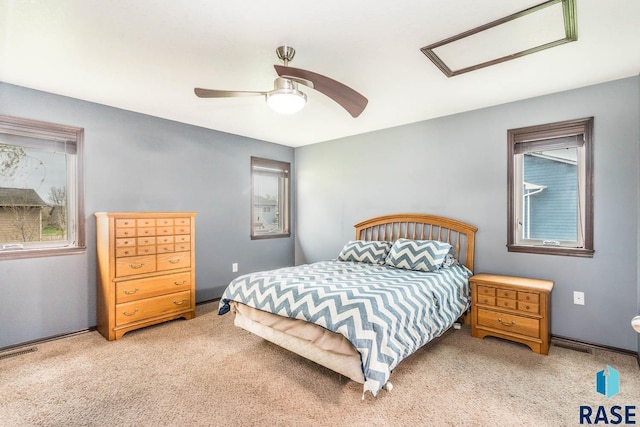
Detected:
[385,239,453,272]
[337,240,393,264]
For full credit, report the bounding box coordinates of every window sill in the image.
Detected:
[0,246,87,261]
[251,232,291,240]
[507,244,594,258]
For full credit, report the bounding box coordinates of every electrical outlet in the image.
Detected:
[573,291,585,305]
[232,263,238,273]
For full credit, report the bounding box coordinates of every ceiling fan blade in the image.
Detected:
[274,65,368,118]
[194,88,267,98]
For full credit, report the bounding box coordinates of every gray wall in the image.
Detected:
[0,82,294,348]
[295,76,640,352]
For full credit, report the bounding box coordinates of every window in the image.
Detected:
[0,115,84,259]
[251,157,290,239]
[507,117,593,257]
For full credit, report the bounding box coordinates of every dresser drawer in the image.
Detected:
[116,247,136,257]
[115,290,192,326]
[175,226,191,235]
[157,235,175,244]
[137,245,156,255]
[115,227,136,238]
[157,218,174,227]
[157,244,175,254]
[115,237,136,248]
[477,308,540,338]
[157,226,175,235]
[175,218,190,226]
[136,227,155,237]
[175,243,190,252]
[137,237,156,246]
[115,218,136,228]
[175,235,190,243]
[157,251,190,271]
[116,272,191,304]
[136,218,156,227]
[115,255,157,277]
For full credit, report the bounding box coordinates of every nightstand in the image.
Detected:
[470,273,554,355]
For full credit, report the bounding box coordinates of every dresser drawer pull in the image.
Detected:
[168,258,181,264]
[123,288,139,295]
[173,299,187,305]
[129,262,145,269]
[174,280,187,286]
[498,318,515,327]
[122,309,139,316]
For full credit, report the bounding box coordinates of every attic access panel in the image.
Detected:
[421,0,577,77]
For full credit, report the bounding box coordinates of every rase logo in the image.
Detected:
[579,366,636,425]
[597,366,620,399]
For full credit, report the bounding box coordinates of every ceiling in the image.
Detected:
[0,1,638,147]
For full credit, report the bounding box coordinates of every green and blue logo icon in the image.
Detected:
[596,365,620,399]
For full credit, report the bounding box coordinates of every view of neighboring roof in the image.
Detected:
[252,195,277,206]
[0,187,47,207]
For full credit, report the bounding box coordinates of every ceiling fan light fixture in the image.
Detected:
[266,78,307,114]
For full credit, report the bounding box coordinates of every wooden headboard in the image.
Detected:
[354,213,478,271]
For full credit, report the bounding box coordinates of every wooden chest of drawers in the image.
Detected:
[96,212,197,340]
[470,273,554,355]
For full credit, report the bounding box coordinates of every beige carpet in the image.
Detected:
[1,301,638,427]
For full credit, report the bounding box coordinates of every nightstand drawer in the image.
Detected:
[518,292,539,304]
[477,295,496,306]
[497,298,517,310]
[477,286,496,297]
[477,308,540,338]
[518,301,539,314]
[496,289,516,299]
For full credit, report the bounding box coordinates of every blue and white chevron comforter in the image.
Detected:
[218,260,472,396]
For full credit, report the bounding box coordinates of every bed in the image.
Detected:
[218,213,477,397]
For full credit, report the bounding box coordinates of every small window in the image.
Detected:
[507,117,593,257]
[251,157,290,239]
[0,115,84,259]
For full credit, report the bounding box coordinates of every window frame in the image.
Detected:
[0,115,85,260]
[507,117,594,257]
[250,156,291,240]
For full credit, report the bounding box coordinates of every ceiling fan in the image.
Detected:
[194,46,368,117]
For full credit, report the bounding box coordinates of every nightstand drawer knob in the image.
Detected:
[123,288,139,295]
[122,308,139,316]
[498,318,515,327]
